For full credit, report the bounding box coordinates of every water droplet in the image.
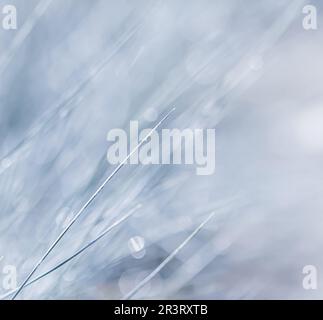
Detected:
[249,55,264,71]
[128,236,145,259]
[143,108,158,122]
[1,158,12,170]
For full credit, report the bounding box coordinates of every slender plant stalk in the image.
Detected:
[123,211,216,300]
[1,204,140,300]
[12,108,175,300]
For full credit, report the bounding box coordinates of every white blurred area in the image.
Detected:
[0,0,323,299]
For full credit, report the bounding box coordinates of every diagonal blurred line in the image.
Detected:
[0,1,157,176]
[138,0,305,125]
[122,211,216,300]
[163,202,247,296]
[1,0,306,302]
[12,107,175,300]
[0,0,53,74]
[221,0,306,96]
[1,0,297,177]
[0,204,141,300]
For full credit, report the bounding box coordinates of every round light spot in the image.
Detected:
[63,270,77,282]
[143,108,158,122]
[293,106,323,153]
[59,107,70,119]
[1,157,12,170]
[118,270,151,297]
[55,207,72,228]
[248,55,264,72]
[128,236,145,259]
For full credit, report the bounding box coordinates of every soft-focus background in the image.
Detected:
[1,0,323,299]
